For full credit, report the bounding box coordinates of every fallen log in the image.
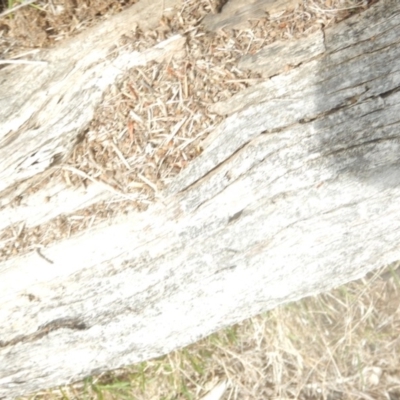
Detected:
[1,0,400,398]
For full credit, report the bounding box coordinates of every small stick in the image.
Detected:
[36,248,54,264]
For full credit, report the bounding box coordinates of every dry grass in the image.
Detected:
[31,264,400,400]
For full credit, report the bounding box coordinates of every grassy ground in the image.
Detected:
[29,264,399,400]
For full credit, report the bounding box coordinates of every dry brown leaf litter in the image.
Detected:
[0,0,140,51]
[0,0,370,261]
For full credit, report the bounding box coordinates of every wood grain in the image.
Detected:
[203,0,299,31]
[1,0,400,398]
[0,0,182,202]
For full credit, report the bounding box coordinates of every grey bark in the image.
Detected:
[1,0,400,398]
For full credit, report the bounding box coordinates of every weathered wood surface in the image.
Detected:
[1,0,400,398]
[0,0,183,239]
[237,29,325,78]
[203,0,298,31]
[0,0,182,202]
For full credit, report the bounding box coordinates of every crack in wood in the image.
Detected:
[171,138,252,202]
[228,209,244,224]
[322,136,398,159]
[0,318,88,348]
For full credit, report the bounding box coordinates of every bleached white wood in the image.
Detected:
[238,29,325,78]
[0,0,182,201]
[0,0,183,234]
[1,0,400,399]
[0,178,109,234]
